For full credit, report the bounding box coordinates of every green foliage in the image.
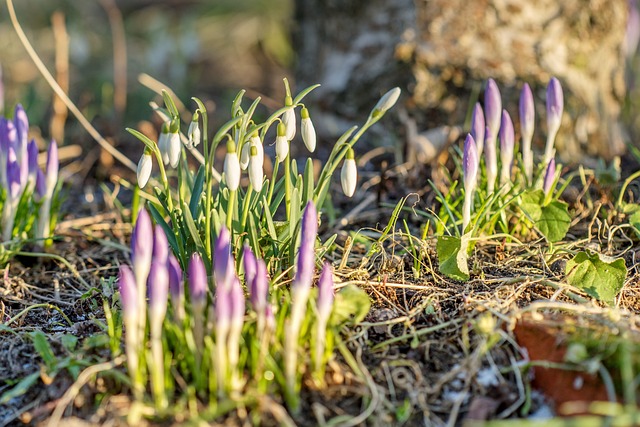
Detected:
[436,234,470,281]
[519,189,571,242]
[565,251,627,305]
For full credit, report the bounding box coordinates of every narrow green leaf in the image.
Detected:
[0,372,40,404]
[31,330,56,371]
[293,84,321,105]
[161,89,180,118]
[565,251,627,305]
[182,201,206,262]
[303,158,314,206]
[189,166,205,218]
[148,203,179,256]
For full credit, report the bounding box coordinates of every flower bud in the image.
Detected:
[282,96,296,141]
[131,208,153,287]
[168,253,185,323]
[45,140,58,197]
[6,147,21,201]
[484,125,497,194]
[188,252,208,305]
[152,224,169,264]
[470,103,485,158]
[341,148,357,197]
[119,265,138,321]
[300,107,316,152]
[34,168,46,202]
[275,122,289,162]
[544,77,563,163]
[373,87,401,115]
[463,134,479,193]
[26,140,38,190]
[188,111,201,148]
[148,260,169,323]
[14,104,28,150]
[214,226,234,290]
[316,263,334,323]
[484,79,502,138]
[294,201,317,296]
[543,158,557,197]
[137,150,152,189]
[519,83,535,183]
[248,145,264,191]
[168,121,181,168]
[499,110,515,187]
[224,140,240,191]
[158,122,170,166]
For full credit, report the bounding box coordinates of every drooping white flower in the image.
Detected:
[240,142,250,170]
[137,150,152,188]
[187,111,201,148]
[158,122,170,165]
[282,96,296,141]
[248,145,263,192]
[341,148,357,197]
[300,107,316,152]
[224,140,241,191]
[275,122,289,163]
[168,121,181,168]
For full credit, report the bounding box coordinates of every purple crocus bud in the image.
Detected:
[316,263,334,322]
[27,140,38,189]
[3,119,16,149]
[544,77,563,163]
[250,258,269,314]
[167,253,184,323]
[148,261,169,320]
[34,168,46,201]
[294,201,317,294]
[215,275,231,329]
[152,224,169,264]
[229,277,245,328]
[470,103,485,159]
[462,134,479,231]
[45,140,58,197]
[484,125,497,194]
[188,252,208,304]
[499,110,515,188]
[243,244,257,286]
[543,158,557,197]
[214,226,234,290]
[484,79,502,138]
[519,83,535,183]
[131,208,153,284]
[14,104,28,149]
[119,265,138,323]
[6,147,21,201]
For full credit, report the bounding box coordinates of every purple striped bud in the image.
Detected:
[131,208,153,283]
[45,141,58,197]
[168,253,184,321]
[484,79,502,138]
[118,265,138,319]
[214,226,234,290]
[148,261,169,320]
[463,134,479,192]
[243,244,257,286]
[499,110,515,187]
[34,168,46,201]
[484,125,497,194]
[27,140,38,189]
[6,147,21,200]
[188,252,208,304]
[470,103,485,158]
[543,158,557,197]
[519,83,535,183]
[251,257,269,314]
[544,77,563,162]
[14,104,28,149]
[1,119,16,149]
[294,201,317,294]
[316,263,334,322]
[152,224,169,264]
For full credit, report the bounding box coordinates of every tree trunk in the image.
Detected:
[294,0,628,162]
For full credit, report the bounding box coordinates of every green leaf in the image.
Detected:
[565,251,627,305]
[0,372,40,404]
[330,284,371,326]
[629,209,640,238]
[436,234,470,281]
[31,330,56,371]
[148,204,179,257]
[60,334,78,352]
[520,190,570,242]
[161,89,180,118]
[189,165,205,218]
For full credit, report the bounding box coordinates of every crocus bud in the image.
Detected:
[168,253,185,323]
[137,150,152,189]
[152,224,169,264]
[223,139,240,191]
[519,83,535,183]
[484,79,502,138]
[14,104,28,150]
[229,276,245,329]
[499,110,515,188]
[275,122,289,162]
[158,122,170,165]
[148,260,169,323]
[544,77,563,163]
[316,263,334,323]
[250,257,268,315]
[168,121,181,168]
[470,103,485,159]
[214,226,234,290]
[119,265,138,321]
[294,201,317,295]
[188,111,201,148]
[26,140,38,190]
[282,96,296,141]
[543,158,557,197]
[248,145,264,191]
[131,208,153,288]
[341,148,357,197]
[188,252,207,304]
[34,169,46,201]
[6,147,21,201]
[373,87,401,116]
[484,125,497,194]
[45,141,58,197]
[243,245,257,285]
[300,107,316,152]
[462,134,479,231]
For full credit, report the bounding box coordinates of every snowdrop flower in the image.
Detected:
[188,111,201,148]
[168,121,181,168]
[137,150,152,189]
[341,148,357,197]
[544,77,563,163]
[158,122,170,166]
[223,140,240,191]
[499,110,515,188]
[283,96,296,141]
[372,87,401,117]
[248,145,264,192]
[470,103,485,159]
[462,134,479,231]
[300,107,316,152]
[275,122,289,163]
[519,83,535,183]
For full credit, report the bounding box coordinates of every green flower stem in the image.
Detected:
[616,169,640,210]
[267,160,280,208]
[240,187,253,230]
[227,189,237,231]
[284,154,292,218]
[150,333,167,410]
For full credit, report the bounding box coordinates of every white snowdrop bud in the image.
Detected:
[372,87,401,116]
[168,121,181,168]
[248,145,263,192]
[341,148,357,197]
[137,150,153,189]
[224,140,241,191]
[240,142,250,170]
[300,107,316,152]
[188,111,201,148]
[158,122,170,165]
[275,122,289,163]
[282,96,296,141]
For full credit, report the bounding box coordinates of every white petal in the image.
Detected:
[249,157,263,192]
[301,117,316,152]
[137,154,152,188]
[168,132,181,168]
[282,109,296,141]
[341,159,357,197]
[374,87,401,113]
[240,143,250,170]
[275,136,289,163]
[224,153,241,191]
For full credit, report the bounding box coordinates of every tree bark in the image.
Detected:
[294,0,628,162]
